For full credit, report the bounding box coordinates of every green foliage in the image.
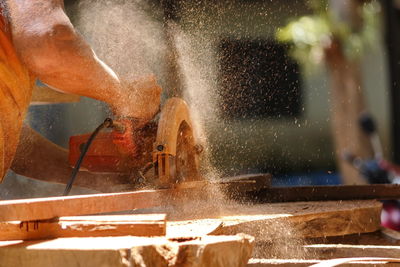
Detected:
[276,0,381,73]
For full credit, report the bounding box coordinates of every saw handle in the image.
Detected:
[68,119,139,173]
[64,118,114,196]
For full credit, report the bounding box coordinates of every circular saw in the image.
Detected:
[68,97,203,189]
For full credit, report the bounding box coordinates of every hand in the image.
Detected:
[113,75,162,127]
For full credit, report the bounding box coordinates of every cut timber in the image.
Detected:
[173,173,271,192]
[221,173,271,197]
[0,173,271,222]
[208,200,382,240]
[253,184,400,202]
[252,231,400,262]
[309,258,400,267]
[0,234,254,267]
[30,86,80,105]
[167,219,224,238]
[249,229,400,266]
[0,214,166,241]
[0,188,184,221]
[248,258,400,266]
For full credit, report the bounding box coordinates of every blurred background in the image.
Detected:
[1,0,398,198]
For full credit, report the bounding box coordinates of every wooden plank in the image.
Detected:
[0,174,269,222]
[174,173,271,192]
[249,228,400,266]
[248,258,400,266]
[167,219,223,238]
[0,214,166,241]
[309,257,400,267]
[221,173,271,197]
[208,200,382,240]
[30,86,80,105]
[0,189,177,222]
[253,184,400,202]
[0,234,254,267]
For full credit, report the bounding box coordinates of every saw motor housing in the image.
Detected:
[68,97,201,187]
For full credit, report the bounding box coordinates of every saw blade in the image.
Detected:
[153,97,201,187]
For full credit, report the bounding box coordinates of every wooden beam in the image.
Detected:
[249,229,400,265]
[0,234,254,267]
[248,258,400,266]
[252,184,400,202]
[309,258,400,267]
[220,173,271,198]
[0,214,166,241]
[167,219,223,238]
[0,189,175,222]
[0,174,270,222]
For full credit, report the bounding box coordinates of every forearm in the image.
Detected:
[7,0,162,121]
[11,125,72,184]
[11,125,132,192]
[8,0,123,106]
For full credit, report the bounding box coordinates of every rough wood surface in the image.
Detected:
[249,229,400,266]
[0,214,166,241]
[0,234,254,267]
[203,200,382,240]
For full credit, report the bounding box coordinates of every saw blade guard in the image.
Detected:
[153,97,201,187]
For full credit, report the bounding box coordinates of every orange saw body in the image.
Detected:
[68,98,202,187]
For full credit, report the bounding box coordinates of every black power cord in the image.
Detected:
[63,118,114,196]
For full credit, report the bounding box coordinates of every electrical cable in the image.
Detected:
[63,118,114,196]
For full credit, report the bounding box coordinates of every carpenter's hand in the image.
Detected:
[113,75,162,126]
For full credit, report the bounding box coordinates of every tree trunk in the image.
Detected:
[325,40,373,184]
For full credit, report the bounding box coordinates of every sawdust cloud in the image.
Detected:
[70,0,228,222]
[70,0,167,82]
[166,3,309,260]
[70,0,222,182]
[71,0,309,260]
[172,7,312,263]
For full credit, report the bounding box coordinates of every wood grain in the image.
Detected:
[208,200,382,240]
[0,214,166,241]
[0,234,254,267]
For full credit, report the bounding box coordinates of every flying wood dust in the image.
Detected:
[71,0,309,259]
[70,0,221,180]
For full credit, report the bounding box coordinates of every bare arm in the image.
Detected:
[11,124,134,192]
[7,0,161,121]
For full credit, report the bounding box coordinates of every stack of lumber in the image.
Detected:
[0,214,167,241]
[0,188,385,267]
[0,190,256,267]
